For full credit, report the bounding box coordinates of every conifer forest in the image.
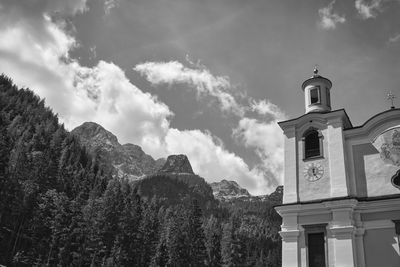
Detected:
[0,75,282,266]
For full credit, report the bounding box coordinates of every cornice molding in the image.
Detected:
[363,220,394,230]
[344,109,400,140]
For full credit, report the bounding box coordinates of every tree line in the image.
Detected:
[0,75,281,266]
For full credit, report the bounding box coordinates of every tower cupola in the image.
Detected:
[301,67,332,113]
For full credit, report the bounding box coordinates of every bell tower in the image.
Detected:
[302,67,332,113]
[276,68,400,267]
[276,69,356,267]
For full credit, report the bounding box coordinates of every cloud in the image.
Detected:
[233,100,286,186]
[0,0,173,159]
[134,62,285,193]
[134,61,245,116]
[72,62,174,158]
[388,33,400,43]
[0,1,285,195]
[318,0,346,30]
[250,99,286,119]
[0,0,88,18]
[355,0,385,19]
[104,0,120,15]
[165,129,274,195]
[89,45,97,59]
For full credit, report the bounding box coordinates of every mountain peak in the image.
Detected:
[159,154,194,174]
[72,121,119,149]
[71,122,163,179]
[210,180,251,200]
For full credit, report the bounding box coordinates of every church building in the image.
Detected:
[275,69,400,267]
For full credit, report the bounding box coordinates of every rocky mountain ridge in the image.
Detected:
[72,122,165,180]
[72,122,282,203]
[210,180,283,201]
[158,154,194,174]
[210,179,251,200]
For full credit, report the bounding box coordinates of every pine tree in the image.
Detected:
[204,215,222,267]
[138,199,159,266]
[151,233,169,267]
[220,220,244,267]
[188,199,207,266]
[166,207,190,267]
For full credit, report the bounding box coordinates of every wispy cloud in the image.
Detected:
[388,33,400,43]
[104,0,119,15]
[89,45,97,59]
[355,0,385,19]
[134,61,245,116]
[318,0,346,30]
[250,99,286,120]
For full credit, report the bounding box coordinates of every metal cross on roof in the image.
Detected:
[387,91,396,109]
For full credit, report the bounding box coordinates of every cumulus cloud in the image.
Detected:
[0,1,173,159]
[134,61,245,116]
[355,0,385,19]
[318,0,346,30]
[233,100,286,185]
[165,129,274,195]
[133,62,285,193]
[0,0,286,195]
[72,62,174,158]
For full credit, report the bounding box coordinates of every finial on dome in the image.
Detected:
[387,91,396,109]
[313,64,319,76]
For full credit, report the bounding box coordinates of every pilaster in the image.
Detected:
[325,200,358,267]
[327,117,348,197]
[282,126,298,203]
[280,213,301,267]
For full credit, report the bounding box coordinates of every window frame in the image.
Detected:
[303,224,328,267]
[326,87,331,108]
[309,86,321,106]
[303,128,324,160]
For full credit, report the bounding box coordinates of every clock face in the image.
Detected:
[304,163,324,181]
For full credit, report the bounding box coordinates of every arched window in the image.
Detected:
[303,129,322,159]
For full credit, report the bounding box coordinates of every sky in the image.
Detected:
[0,0,399,195]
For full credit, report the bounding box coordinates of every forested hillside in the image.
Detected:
[0,75,281,266]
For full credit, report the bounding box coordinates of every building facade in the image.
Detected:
[275,69,400,267]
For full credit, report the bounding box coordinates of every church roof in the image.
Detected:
[301,75,332,90]
[278,109,353,130]
[345,108,400,131]
[344,108,400,139]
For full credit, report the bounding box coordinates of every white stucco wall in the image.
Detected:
[297,123,331,202]
[346,125,400,197]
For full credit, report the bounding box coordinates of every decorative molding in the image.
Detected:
[328,225,355,238]
[279,229,300,241]
[324,199,358,209]
[344,109,400,140]
[282,125,296,138]
[328,117,344,128]
[278,109,352,131]
[356,198,400,213]
[354,227,365,236]
[363,220,394,230]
